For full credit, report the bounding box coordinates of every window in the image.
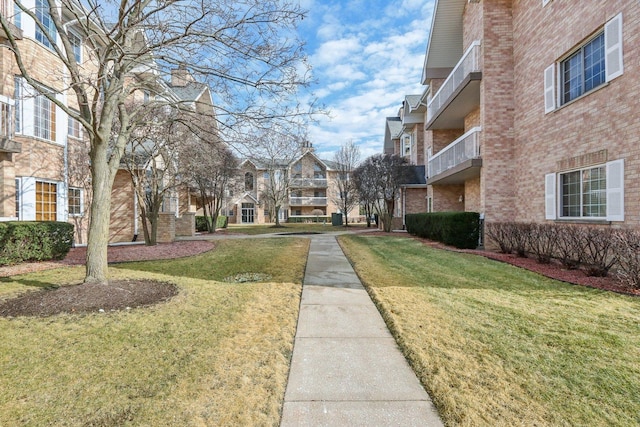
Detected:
[244,172,254,191]
[35,0,57,50]
[293,162,302,173]
[561,33,605,104]
[0,98,12,138]
[68,32,82,63]
[545,159,624,221]
[544,13,623,113]
[68,114,82,138]
[560,166,606,218]
[313,162,325,179]
[402,135,411,157]
[36,181,57,221]
[15,178,20,219]
[68,187,82,216]
[34,93,56,141]
[14,77,22,134]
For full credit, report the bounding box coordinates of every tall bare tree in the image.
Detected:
[331,140,360,226]
[181,136,238,233]
[249,126,304,227]
[355,154,411,232]
[1,0,313,284]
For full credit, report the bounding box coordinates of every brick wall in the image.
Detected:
[512,1,640,227]
[432,184,465,212]
[156,212,175,243]
[175,213,195,237]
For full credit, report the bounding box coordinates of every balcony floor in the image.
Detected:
[427,158,482,185]
[426,73,481,130]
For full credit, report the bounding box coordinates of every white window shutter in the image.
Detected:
[544,64,556,113]
[605,13,623,82]
[606,159,624,221]
[57,181,67,222]
[545,173,556,220]
[21,177,36,221]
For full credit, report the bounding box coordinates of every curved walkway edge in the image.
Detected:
[280,234,443,426]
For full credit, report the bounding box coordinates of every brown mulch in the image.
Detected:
[0,240,215,318]
[0,279,178,317]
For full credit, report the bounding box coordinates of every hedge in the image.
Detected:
[195,215,228,232]
[287,216,330,223]
[0,221,74,265]
[406,212,480,249]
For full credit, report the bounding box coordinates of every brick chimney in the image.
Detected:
[171,64,194,87]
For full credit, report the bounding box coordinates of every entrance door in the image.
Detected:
[241,203,255,223]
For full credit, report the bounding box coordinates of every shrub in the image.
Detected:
[287,216,330,223]
[0,221,74,265]
[581,227,618,277]
[216,215,228,229]
[406,212,480,249]
[528,223,560,264]
[195,216,209,232]
[612,229,640,289]
[508,223,531,257]
[555,225,584,269]
[485,222,513,254]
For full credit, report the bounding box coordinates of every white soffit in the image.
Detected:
[421,0,466,83]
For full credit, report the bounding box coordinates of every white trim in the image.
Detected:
[606,159,624,221]
[605,13,624,82]
[545,173,556,220]
[544,64,556,113]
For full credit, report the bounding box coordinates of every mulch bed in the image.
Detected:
[0,280,178,317]
[0,240,215,318]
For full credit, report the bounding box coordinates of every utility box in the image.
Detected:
[331,213,343,226]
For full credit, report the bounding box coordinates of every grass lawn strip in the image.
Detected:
[0,237,308,426]
[339,235,640,427]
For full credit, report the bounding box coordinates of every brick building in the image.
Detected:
[1,1,205,243]
[421,0,638,229]
[229,144,354,224]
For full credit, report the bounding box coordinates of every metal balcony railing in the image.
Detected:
[289,178,328,188]
[289,197,327,206]
[428,127,481,178]
[427,41,481,121]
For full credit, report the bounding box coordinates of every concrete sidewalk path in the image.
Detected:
[281,235,443,426]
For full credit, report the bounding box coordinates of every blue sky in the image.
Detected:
[297,0,435,161]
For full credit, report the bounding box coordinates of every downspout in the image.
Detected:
[133,187,138,241]
[402,187,406,229]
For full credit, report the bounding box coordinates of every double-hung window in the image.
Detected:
[545,159,624,222]
[545,13,623,113]
[68,113,82,139]
[34,92,56,141]
[35,0,57,50]
[36,181,57,221]
[68,32,82,63]
[68,187,82,216]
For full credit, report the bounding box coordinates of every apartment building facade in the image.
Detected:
[230,146,351,224]
[422,0,638,229]
[1,1,203,244]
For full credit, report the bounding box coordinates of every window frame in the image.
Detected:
[34,91,56,141]
[35,180,57,221]
[67,111,82,139]
[68,186,83,216]
[560,32,605,106]
[35,0,57,50]
[559,165,606,219]
[68,31,82,63]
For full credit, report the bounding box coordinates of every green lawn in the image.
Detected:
[339,234,640,427]
[223,222,367,235]
[0,238,309,426]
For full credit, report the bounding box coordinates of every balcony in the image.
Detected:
[427,127,481,185]
[426,41,481,130]
[289,177,327,188]
[289,197,327,206]
[0,2,23,40]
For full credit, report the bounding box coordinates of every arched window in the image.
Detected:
[244,172,254,191]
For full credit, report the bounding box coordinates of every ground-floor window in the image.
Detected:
[560,166,606,218]
[68,187,83,216]
[36,181,57,221]
[546,159,624,221]
[15,179,21,219]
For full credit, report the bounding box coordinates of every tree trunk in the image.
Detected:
[274,204,281,226]
[381,213,392,233]
[149,212,158,246]
[85,154,113,284]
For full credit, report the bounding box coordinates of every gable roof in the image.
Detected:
[383,116,403,154]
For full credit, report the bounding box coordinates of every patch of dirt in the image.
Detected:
[0,279,178,318]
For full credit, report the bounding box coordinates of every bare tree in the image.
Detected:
[353,160,382,228]
[1,0,313,284]
[66,139,92,244]
[356,154,411,232]
[249,126,304,227]
[331,140,360,226]
[181,135,238,233]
